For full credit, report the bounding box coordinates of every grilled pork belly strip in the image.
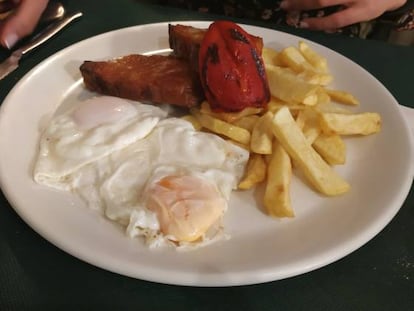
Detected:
[79,25,264,108]
[80,54,204,108]
[168,24,264,73]
[169,24,206,74]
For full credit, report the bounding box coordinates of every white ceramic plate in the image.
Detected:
[0,21,413,287]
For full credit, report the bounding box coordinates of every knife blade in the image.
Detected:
[0,11,82,80]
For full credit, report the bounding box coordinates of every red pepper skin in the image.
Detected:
[198,21,270,112]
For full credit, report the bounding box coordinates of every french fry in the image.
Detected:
[192,109,251,145]
[200,101,263,123]
[181,115,202,131]
[325,89,359,106]
[232,115,260,132]
[267,97,285,112]
[266,65,319,106]
[303,125,320,144]
[238,153,267,190]
[278,46,332,85]
[271,107,350,196]
[261,47,283,66]
[302,106,320,125]
[320,112,381,135]
[312,134,346,165]
[316,89,331,106]
[295,110,307,130]
[315,100,353,114]
[267,97,306,113]
[297,70,333,86]
[250,111,274,154]
[226,139,250,151]
[298,41,328,73]
[279,46,314,73]
[299,108,321,144]
[264,143,294,217]
[185,40,381,219]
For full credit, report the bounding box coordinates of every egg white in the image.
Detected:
[66,118,249,248]
[33,96,249,249]
[34,96,167,190]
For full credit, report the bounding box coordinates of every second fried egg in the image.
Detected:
[66,118,249,247]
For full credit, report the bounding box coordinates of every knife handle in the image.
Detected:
[19,11,83,56]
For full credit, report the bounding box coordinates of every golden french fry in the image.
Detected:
[302,106,320,125]
[279,46,314,73]
[278,46,332,86]
[192,110,251,145]
[264,143,294,217]
[315,101,353,114]
[303,124,320,144]
[250,111,274,154]
[299,108,321,143]
[266,65,319,105]
[302,94,318,106]
[295,110,307,130]
[298,41,328,73]
[200,101,263,123]
[238,153,266,190]
[181,40,382,219]
[297,70,333,86]
[320,112,381,135]
[262,47,283,66]
[232,115,260,132]
[181,115,202,131]
[226,139,250,151]
[325,89,359,106]
[271,107,350,196]
[313,134,346,165]
[266,98,284,113]
[315,89,331,105]
[267,97,306,113]
[199,101,212,114]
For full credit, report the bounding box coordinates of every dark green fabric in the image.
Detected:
[0,1,413,310]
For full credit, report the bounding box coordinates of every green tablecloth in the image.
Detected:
[0,1,413,310]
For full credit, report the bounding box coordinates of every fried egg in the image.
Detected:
[64,118,249,248]
[34,96,249,248]
[34,96,167,190]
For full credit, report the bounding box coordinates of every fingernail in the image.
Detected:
[299,21,309,28]
[280,1,289,9]
[3,32,18,49]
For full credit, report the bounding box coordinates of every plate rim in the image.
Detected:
[0,20,413,287]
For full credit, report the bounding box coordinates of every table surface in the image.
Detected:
[0,1,413,310]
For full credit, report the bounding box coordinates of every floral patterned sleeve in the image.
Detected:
[397,10,414,31]
[158,0,414,39]
[383,0,414,31]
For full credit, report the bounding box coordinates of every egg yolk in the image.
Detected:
[146,175,226,242]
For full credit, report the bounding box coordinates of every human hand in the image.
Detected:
[0,0,49,49]
[280,0,407,30]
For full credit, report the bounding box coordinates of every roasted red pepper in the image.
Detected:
[198,21,270,112]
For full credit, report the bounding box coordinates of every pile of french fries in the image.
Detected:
[183,41,381,218]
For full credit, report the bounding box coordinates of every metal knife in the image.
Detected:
[0,11,83,80]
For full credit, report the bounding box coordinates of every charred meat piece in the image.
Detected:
[169,24,206,74]
[169,24,264,73]
[80,54,204,108]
